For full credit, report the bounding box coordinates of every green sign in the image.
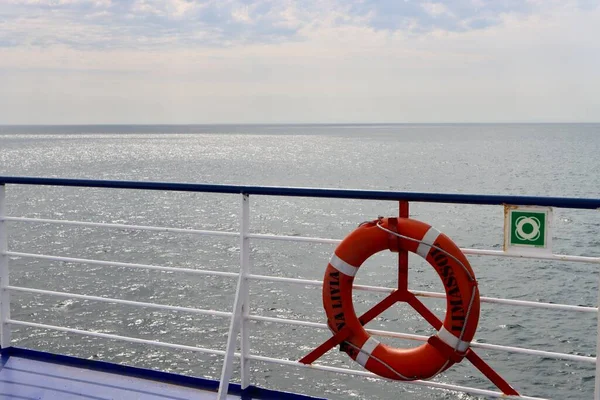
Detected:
[504,206,552,253]
[509,210,546,247]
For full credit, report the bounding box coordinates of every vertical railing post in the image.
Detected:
[595,271,600,400]
[217,193,251,399]
[0,184,11,349]
[398,201,409,292]
[239,193,251,389]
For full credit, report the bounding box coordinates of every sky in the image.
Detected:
[0,0,599,124]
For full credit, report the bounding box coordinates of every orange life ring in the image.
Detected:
[322,217,480,380]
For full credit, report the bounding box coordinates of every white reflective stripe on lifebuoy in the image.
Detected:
[416,227,441,258]
[329,253,359,277]
[436,326,470,352]
[356,336,380,367]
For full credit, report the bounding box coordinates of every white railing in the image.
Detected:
[0,185,11,349]
[0,182,599,400]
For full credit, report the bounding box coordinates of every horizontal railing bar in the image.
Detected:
[2,176,599,209]
[469,341,596,363]
[248,274,325,287]
[247,233,340,244]
[6,255,592,313]
[410,289,597,313]
[3,219,598,265]
[7,286,232,318]
[248,315,327,329]
[360,327,428,342]
[247,274,597,313]
[248,274,395,294]
[250,234,600,264]
[5,252,239,278]
[248,315,596,363]
[7,319,227,356]
[462,248,600,264]
[2,217,239,238]
[246,355,546,400]
[369,325,596,363]
[249,314,444,342]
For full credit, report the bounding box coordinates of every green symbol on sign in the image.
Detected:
[510,211,546,247]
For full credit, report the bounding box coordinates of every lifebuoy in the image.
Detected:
[322,217,480,380]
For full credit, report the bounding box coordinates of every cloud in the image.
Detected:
[348,0,596,33]
[2,0,596,50]
[0,1,598,123]
[0,0,310,49]
[231,6,252,23]
[421,3,453,17]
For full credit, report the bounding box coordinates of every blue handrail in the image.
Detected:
[1,176,599,209]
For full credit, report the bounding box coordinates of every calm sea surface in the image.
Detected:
[0,124,599,399]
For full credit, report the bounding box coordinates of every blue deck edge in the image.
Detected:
[0,346,325,400]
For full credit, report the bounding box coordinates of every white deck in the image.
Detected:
[0,356,240,400]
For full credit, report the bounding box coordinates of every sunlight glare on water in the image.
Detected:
[0,123,599,399]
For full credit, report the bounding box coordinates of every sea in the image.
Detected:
[0,123,599,399]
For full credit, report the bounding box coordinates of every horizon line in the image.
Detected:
[1,122,599,127]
